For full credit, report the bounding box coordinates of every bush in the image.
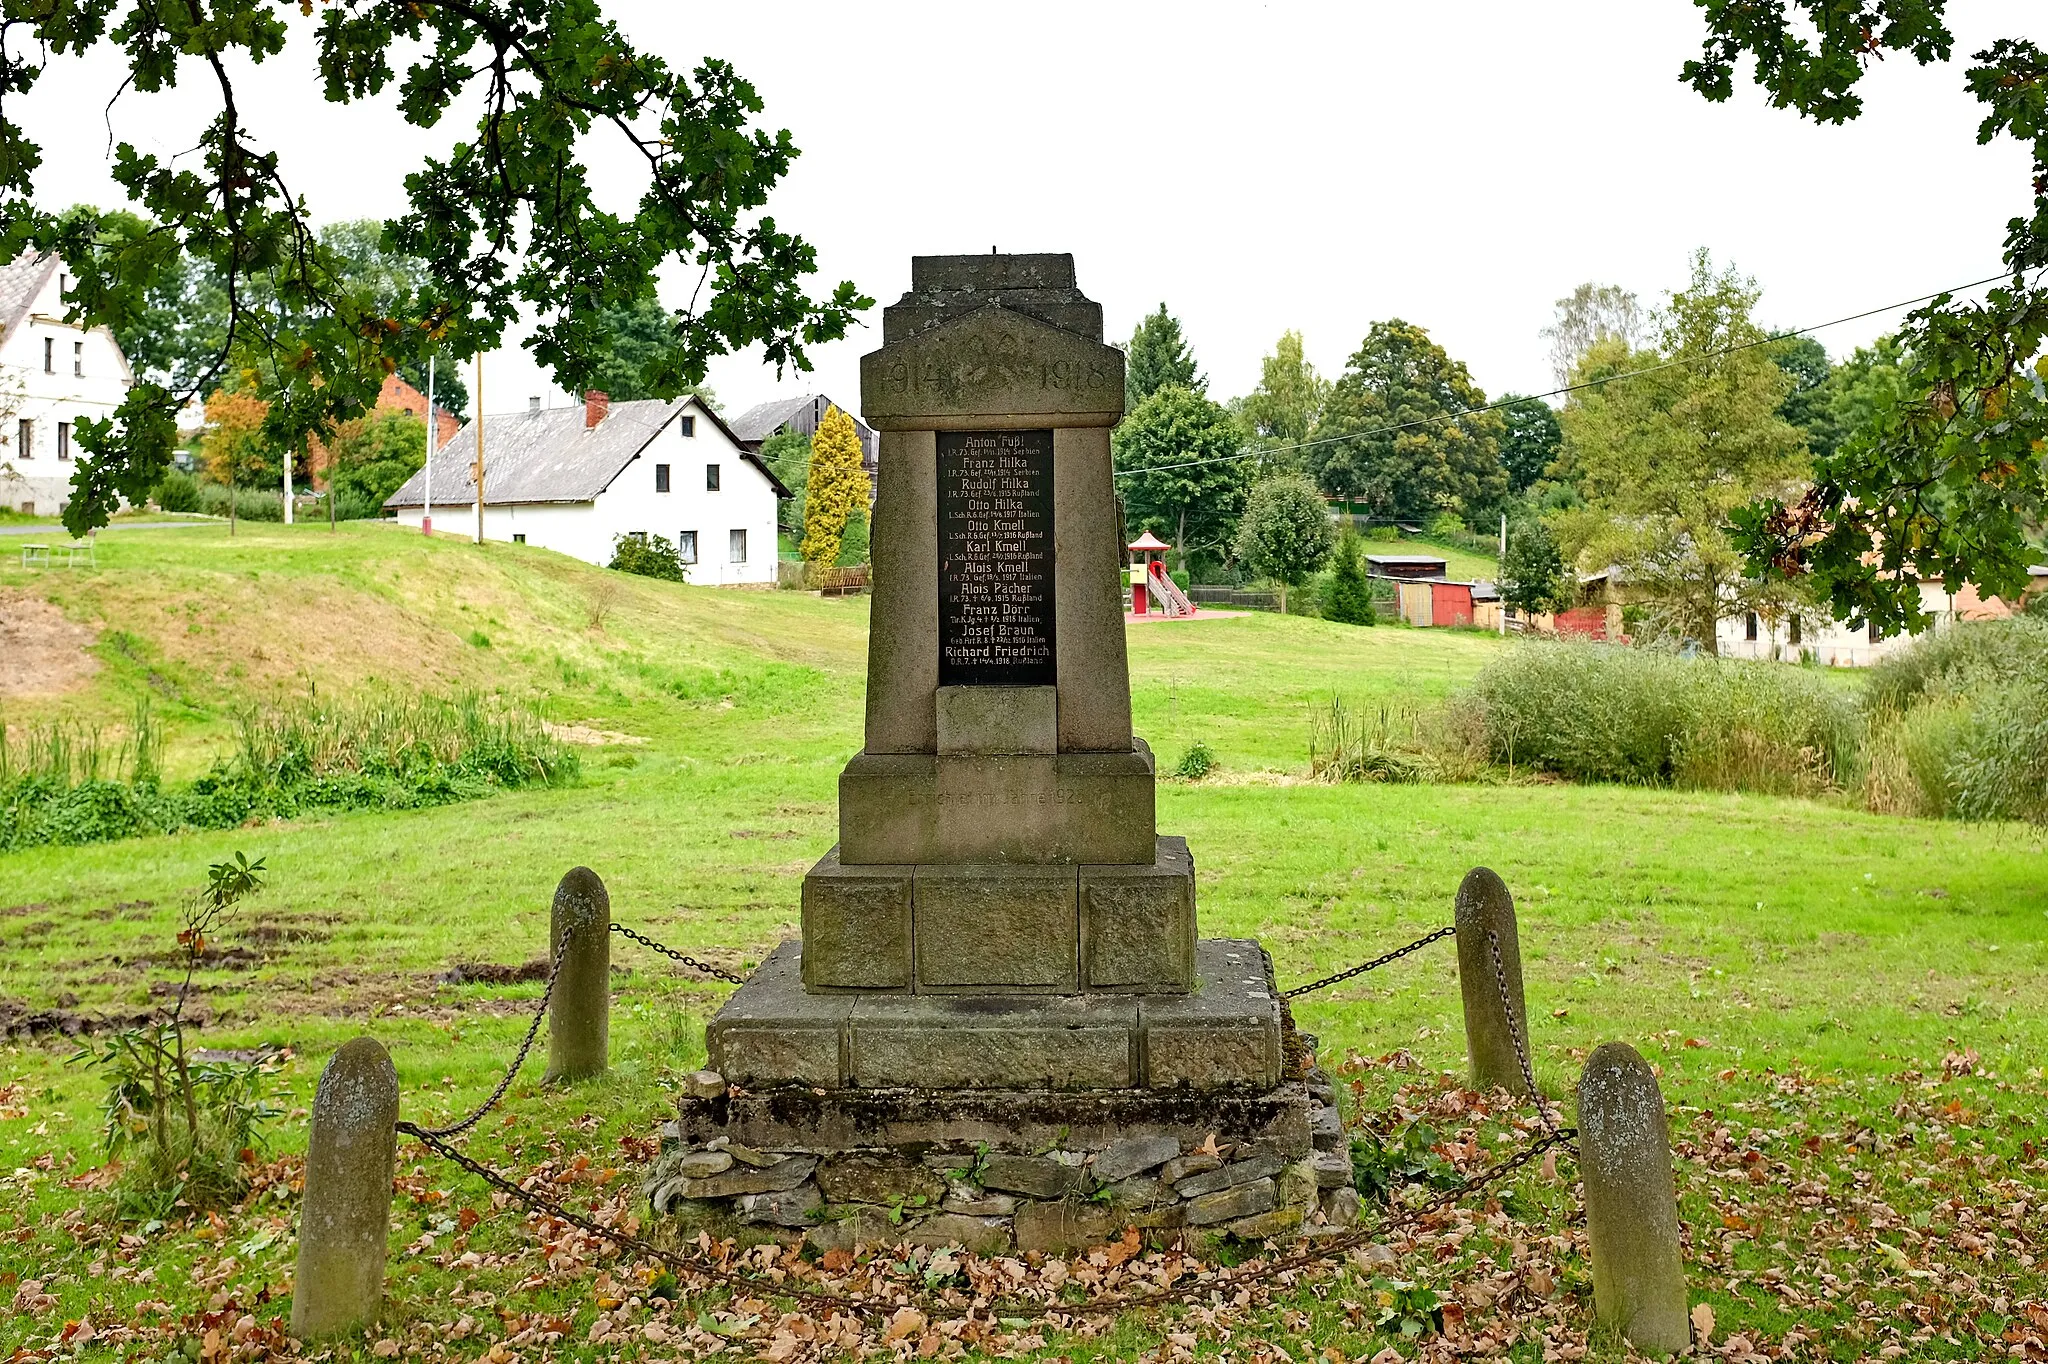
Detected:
[194,481,283,521]
[1171,741,1215,780]
[152,469,202,513]
[1454,642,1858,794]
[1862,619,2048,822]
[610,531,687,581]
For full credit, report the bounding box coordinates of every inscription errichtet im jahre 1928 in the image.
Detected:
[938,429,1055,687]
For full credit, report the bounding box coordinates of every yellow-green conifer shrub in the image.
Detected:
[801,404,867,574]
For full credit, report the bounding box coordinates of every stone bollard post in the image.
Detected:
[1578,1041,1689,1355]
[292,1037,399,1339]
[544,866,610,1084]
[1453,866,1532,1096]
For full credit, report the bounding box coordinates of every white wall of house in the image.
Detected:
[1715,582,1976,666]
[392,402,780,584]
[0,265,133,514]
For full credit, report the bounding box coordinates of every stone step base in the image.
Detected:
[647,1069,1349,1257]
[710,938,1278,1091]
[800,836,1195,993]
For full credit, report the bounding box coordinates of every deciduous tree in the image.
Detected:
[200,387,272,535]
[1112,384,1250,573]
[1556,251,1810,651]
[1684,4,2048,631]
[1498,513,1570,616]
[1497,395,1562,494]
[1235,330,1328,455]
[325,409,427,514]
[1233,473,1332,613]
[1542,284,1651,387]
[1306,320,1507,527]
[0,2,868,536]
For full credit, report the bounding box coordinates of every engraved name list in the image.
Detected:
[937,429,1055,686]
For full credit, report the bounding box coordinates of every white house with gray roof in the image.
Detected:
[0,252,136,515]
[384,391,789,584]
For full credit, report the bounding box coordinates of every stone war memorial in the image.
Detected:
[643,254,1346,1253]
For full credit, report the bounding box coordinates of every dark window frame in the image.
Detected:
[72,341,82,377]
[680,415,695,437]
[16,418,30,459]
[677,530,698,564]
[654,463,671,493]
[705,463,721,492]
[728,527,747,563]
[42,337,53,373]
[56,422,69,461]
[1744,612,1758,641]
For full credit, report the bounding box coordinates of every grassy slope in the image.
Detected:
[2,523,2045,1360]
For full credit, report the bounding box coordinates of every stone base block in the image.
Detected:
[797,836,1197,994]
[645,1053,1344,1257]
[712,939,1274,1088]
[838,744,1155,865]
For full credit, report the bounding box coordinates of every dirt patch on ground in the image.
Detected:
[0,593,97,697]
[544,721,646,746]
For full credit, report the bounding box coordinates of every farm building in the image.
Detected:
[728,393,877,485]
[1364,554,1448,581]
[384,391,789,585]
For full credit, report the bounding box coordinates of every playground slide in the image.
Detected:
[1147,561,1196,617]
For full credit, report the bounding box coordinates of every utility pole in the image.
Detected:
[327,435,336,531]
[1498,512,1508,636]
[422,355,435,535]
[282,443,294,525]
[472,351,485,545]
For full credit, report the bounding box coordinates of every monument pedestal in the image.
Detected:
[657,254,1325,1255]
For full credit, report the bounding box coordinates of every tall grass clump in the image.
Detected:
[0,691,575,851]
[1862,617,2048,822]
[1455,641,1859,795]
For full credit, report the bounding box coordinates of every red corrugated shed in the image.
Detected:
[1430,581,1474,627]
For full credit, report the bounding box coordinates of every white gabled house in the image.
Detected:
[0,252,136,515]
[1714,574,2045,666]
[385,391,789,585]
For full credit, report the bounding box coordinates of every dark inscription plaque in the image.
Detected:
[938,429,1056,686]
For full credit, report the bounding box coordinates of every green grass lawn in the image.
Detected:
[2,522,2043,1361]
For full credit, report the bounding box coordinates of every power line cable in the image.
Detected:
[1112,268,2018,480]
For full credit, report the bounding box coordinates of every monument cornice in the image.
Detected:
[860,302,1126,429]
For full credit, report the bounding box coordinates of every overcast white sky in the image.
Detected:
[14,1,2041,420]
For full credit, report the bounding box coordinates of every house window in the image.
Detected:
[1744,612,1758,641]
[655,463,671,493]
[72,341,82,377]
[678,530,698,564]
[680,415,695,437]
[43,338,53,373]
[705,463,721,491]
[1868,619,1881,644]
[512,533,526,545]
[728,528,747,563]
[1788,614,1802,646]
[56,422,69,461]
[16,419,30,459]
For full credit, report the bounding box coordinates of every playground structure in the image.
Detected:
[1127,530,1195,618]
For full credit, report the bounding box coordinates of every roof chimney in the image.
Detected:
[585,389,609,429]
[529,396,541,413]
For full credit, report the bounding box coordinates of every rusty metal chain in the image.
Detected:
[610,922,747,985]
[1282,925,1455,999]
[397,1117,1575,1323]
[395,1123,881,1317]
[415,939,566,1139]
[1486,927,1564,1142]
